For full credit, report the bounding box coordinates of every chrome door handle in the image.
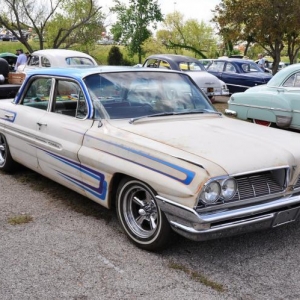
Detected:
[37,122,47,130]
[4,113,14,118]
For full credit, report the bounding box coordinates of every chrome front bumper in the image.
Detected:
[156,194,300,241]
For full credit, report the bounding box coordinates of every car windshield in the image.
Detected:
[84,71,214,120]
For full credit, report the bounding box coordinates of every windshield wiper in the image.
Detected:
[129,109,222,124]
[129,112,175,124]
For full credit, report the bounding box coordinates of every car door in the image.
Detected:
[207,60,225,80]
[35,78,94,194]
[2,77,51,170]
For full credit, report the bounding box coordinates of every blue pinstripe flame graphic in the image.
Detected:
[37,148,107,200]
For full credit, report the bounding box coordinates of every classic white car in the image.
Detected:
[17,49,97,73]
[142,54,230,102]
[1,67,300,251]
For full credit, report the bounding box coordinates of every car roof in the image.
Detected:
[213,58,255,63]
[25,66,182,80]
[31,49,94,58]
[267,63,300,86]
[29,49,98,65]
[147,54,201,63]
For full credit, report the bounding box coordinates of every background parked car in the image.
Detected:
[206,58,272,93]
[225,63,300,129]
[17,49,97,73]
[1,33,12,41]
[0,52,17,71]
[142,54,229,102]
[198,58,215,69]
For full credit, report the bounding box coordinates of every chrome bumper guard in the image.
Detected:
[156,194,300,241]
[224,109,237,116]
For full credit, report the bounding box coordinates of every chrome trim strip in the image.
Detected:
[231,165,289,178]
[230,103,291,113]
[200,194,300,223]
[170,213,274,233]
[226,83,250,89]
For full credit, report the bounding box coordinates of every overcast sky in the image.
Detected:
[101,0,221,27]
[158,0,220,22]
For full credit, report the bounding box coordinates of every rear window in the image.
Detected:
[65,57,95,66]
[179,62,205,71]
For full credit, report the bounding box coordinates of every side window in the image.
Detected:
[160,60,171,69]
[283,73,300,87]
[41,56,51,67]
[294,74,300,87]
[22,78,52,110]
[27,55,39,67]
[225,63,236,73]
[208,61,225,72]
[144,59,159,68]
[283,74,295,87]
[76,91,88,119]
[52,80,87,119]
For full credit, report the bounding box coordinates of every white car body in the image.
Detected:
[142,54,230,101]
[1,67,300,251]
[17,49,97,73]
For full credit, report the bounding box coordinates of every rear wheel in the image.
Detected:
[0,133,18,172]
[116,177,172,251]
[253,119,273,127]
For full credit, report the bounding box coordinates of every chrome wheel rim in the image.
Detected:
[0,135,7,167]
[122,183,158,239]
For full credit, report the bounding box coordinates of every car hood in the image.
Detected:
[109,115,300,176]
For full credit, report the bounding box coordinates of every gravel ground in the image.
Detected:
[1,95,300,299]
[2,166,300,300]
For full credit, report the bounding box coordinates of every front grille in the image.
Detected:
[232,171,285,201]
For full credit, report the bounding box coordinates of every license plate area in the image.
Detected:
[273,207,300,227]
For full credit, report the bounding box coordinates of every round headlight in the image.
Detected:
[202,181,221,204]
[221,178,237,200]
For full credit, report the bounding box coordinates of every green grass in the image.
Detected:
[7,214,33,225]
[0,41,139,65]
[168,261,226,292]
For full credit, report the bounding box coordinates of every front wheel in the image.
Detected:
[253,119,273,127]
[0,133,18,172]
[116,177,172,251]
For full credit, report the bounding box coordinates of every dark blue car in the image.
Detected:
[206,58,272,93]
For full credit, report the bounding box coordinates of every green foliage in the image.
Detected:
[110,0,163,63]
[46,0,104,49]
[157,12,219,58]
[108,46,123,65]
[213,0,300,73]
[0,0,104,53]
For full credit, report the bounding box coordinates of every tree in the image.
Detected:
[108,46,123,65]
[0,0,104,52]
[157,12,219,59]
[110,0,163,63]
[213,0,300,73]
